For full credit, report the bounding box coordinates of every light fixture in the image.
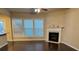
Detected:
[34,8,41,13]
[35,8,37,12]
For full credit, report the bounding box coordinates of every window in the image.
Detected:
[24,19,44,37]
[12,18,24,37]
[34,19,44,37]
[24,19,33,37]
[0,21,4,34]
[12,18,44,37]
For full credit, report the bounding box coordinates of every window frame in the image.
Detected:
[23,19,33,37]
[33,18,44,38]
[12,18,24,37]
[12,17,45,38]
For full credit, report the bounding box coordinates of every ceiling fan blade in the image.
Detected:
[42,8,48,11]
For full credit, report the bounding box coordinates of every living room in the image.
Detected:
[0,8,79,51]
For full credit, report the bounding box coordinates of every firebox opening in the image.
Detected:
[49,32,59,42]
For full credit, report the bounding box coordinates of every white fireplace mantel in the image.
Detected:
[46,28,62,43]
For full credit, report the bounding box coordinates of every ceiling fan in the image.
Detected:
[30,8,48,14]
[35,8,48,13]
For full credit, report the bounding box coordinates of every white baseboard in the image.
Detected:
[0,42,8,48]
[9,40,45,42]
[62,41,79,51]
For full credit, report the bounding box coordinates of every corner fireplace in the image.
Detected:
[49,32,59,42]
[46,28,62,43]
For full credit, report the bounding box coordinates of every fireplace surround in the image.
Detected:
[46,28,62,43]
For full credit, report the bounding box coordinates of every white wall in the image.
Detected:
[62,8,79,50]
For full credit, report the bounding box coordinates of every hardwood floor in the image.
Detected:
[0,41,76,51]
